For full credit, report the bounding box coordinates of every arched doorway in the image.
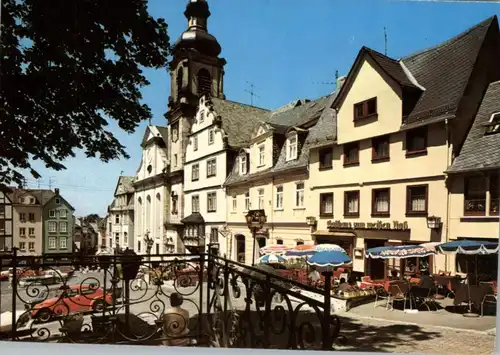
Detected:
[235,234,246,263]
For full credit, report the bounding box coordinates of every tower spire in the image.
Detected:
[184,0,210,31]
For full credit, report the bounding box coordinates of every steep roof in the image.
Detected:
[305,91,338,150]
[268,96,330,127]
[114,176,135,196]
[447,80,500,173]
[209,98,269,148]
[402,16,498,125]
[140,125,169,148]
[8,188,55,205]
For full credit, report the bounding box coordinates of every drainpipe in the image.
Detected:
[444,118,451,272]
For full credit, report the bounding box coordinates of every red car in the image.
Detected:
[31,284,113,323]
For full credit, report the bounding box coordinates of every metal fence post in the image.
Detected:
[198,251,205,343]
[11,247,18,341]
[322,271,332,350]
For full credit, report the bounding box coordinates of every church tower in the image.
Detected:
[165,0,225,248]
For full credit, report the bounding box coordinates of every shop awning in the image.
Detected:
[311,230,356,238]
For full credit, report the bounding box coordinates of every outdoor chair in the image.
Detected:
[410,286,439,312]
[480,283,497,317]
[386,282,409,311]
[446,276,463,298]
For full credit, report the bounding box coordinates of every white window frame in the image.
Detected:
[49,237,56,249]
[28,212,35,221]
[28,242,35,251]
[19,212,26,221]
[287,134,298,161]
[295,183,305,208]
[19,227,26,236]
[192,195,200,213]
[240,155,247,175]
[19,242,26,251]
[59,237,67,249]
[192,163,199,181]
[193,135,198,151]
[207,192,217,213]
[174,154,178,167]
[28,227,35,236]
[208,128,214,145]
[48,221,57,233]
[258,189,265,209]
[275,186,284,210]
[244,192,250,211]
[232,195,237,212]
[59,209,67,218]
[59,222,68,233]
[199,110,205,123]
[49,210,56,218]
[207,158,216,177]
[258,145,265,166]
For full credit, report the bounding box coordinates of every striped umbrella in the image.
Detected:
[259,244,291,255]
[285,244,315,257]
[307,251,352,272]
[258,254,287,264]
[314,243,347,254]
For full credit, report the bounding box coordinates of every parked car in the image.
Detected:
[30,284,117,323]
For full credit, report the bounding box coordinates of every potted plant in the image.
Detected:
[63,313,84,335]
[121,249,142,281]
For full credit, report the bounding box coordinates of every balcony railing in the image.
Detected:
[464,198,486,216]
[490,198,499,215]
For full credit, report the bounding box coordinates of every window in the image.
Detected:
[156,244,160,254]
[208,129,214,145]
[60,237,67,249]
[464,177,486,216]
[174,154,178,167]
[258,189,265,209]
[199,110,205,123]
[19,242,26,251]
[192,163,199,181]
[354,97,377,120]
[406,185,428,216]
[240,155,247,174]
[192,195,200,213]
[490,173,499,215]
[48,221,57,233]
[28,213,35,221]
[30,197,35,204]
[287,135,298,161]
[232,195,237,212]
[276,239,284,245]
[124,232,128,244]
[176,68,183,99]
[0,220,4,232]
[296,240,304,246]
[193,135,198,151]
[138,241,141,253]
[344,142,359,166]
[210,228,219,244]
[319,148,333,169]
[275,186,283,209]
[28,228,35,236]
[55,198,60,205]
[485,112,500,135]
[207,158,216,177]
[295,183,305,208]
[344,191,360,217]
[244,192,250,211]
[207,192,217,212]
[320,193,333,217]
[59,222,68,233]
[406,127,427,155]
[197,68,212,97]
[171,194,178,214]
[49,237,56,249]
[49,210,56,218]
[19,228,26,236]
[115,214,120,224]
[28,242,35,251]
[0,205,4,217]
[372,188,390,216]
[19,213,26,221]
[59,210,67,218]
[372,135,390,161]
[258,145,265,166]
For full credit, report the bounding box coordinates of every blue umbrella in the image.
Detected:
[437,240,499,255]
[306,250,352,272]
[285,249,316,257]
[366,245,436,259]
[258,254,286,264]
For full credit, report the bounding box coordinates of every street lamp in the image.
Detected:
[245,209,267,265]
[426,216,442,230]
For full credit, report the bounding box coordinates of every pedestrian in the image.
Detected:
[162,292,191,346]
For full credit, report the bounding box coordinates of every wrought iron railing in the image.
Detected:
[0,249,340,349]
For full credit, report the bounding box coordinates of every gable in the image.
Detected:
[46,195,75,211]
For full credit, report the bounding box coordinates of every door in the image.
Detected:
[365,239,386,280]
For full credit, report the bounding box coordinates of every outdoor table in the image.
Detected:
[453,284,488,310]
[433,275,457,291]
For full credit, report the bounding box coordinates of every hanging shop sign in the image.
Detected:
[327,220,410,231]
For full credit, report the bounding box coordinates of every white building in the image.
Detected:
[133,125,172,255]
[183,96,266,255]
[108,176,135,251]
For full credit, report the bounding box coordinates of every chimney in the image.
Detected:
[336,76,347,91]
[55,188,60,195]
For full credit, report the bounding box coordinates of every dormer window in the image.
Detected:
[287,134,298,161]
[208,128,214,145]
[484,112,500,135]
[240,155,247,175]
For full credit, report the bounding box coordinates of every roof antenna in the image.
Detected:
[384,27,388,56]
[245,81,261,106]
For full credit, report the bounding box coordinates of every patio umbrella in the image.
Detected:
[313,243,347,254]
[307,250,352,272]
[285,244,316,257]
[366,245,436,259]
[259,244,291,255]
[258,254,287,264]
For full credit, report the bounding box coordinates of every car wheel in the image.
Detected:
[92,300,107,312]
[36,308,53,323]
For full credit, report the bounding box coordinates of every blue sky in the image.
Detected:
[24,0,500,216]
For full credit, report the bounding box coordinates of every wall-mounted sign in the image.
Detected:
[327,220,410,231]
